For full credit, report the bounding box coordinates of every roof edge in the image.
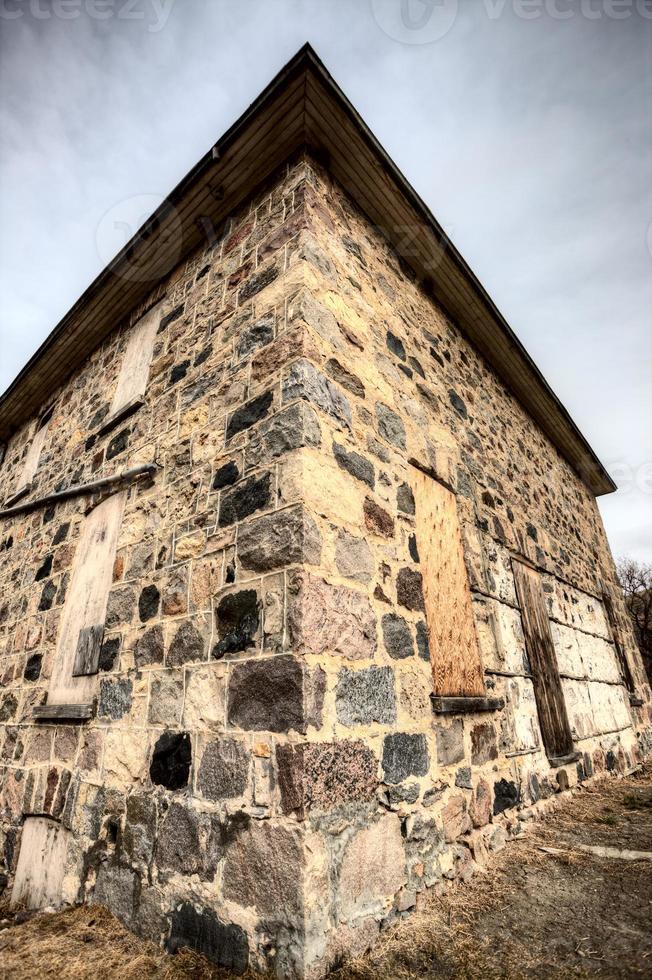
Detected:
[0,44,616,497]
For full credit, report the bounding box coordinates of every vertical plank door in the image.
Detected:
[512,560,575,761]
[411,467,485,697]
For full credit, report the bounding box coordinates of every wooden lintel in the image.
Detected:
[548,750,581,768]
[33,703,94,722]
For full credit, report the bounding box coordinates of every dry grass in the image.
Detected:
[0,903,259,980]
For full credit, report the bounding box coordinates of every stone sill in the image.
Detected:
[547,750,581,769]
[430,695,505,715]
[96,397,144,438]
[33,702,94,723]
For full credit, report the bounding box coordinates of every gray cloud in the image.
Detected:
[0,0,650,561]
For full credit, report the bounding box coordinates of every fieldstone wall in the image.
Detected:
[0,152,650,979]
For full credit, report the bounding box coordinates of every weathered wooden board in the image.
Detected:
[71,623,104,677]
[10,817,70,910]
[411,467,485,697]
[109,300,162,415]
[33,703,94,721]
[47,491,126,706]
[512,560,574,760]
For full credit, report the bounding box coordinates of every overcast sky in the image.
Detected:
[0,0,650,563]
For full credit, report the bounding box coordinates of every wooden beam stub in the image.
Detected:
[431,695,504,715]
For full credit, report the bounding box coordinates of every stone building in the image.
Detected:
[0,45,649,978]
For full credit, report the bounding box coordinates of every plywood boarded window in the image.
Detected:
[47,491,126,707]
[109,301,163,417]
[9,404,53,502]
[11,817,70,910]
[512,560,575,763]
[411,467,485,697]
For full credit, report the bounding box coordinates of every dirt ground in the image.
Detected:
[1,766,651,980]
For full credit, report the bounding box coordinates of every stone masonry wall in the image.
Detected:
[0,152,650,979]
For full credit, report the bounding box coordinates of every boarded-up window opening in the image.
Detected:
[47,491,126,707]
[9,404,54,502]
[411,466,486,697]
[601,591,636,694]
[512,560,575,763]
[10,816,70,910]
[109,301,163,418]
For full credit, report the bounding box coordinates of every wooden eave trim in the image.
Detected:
[0,44,615,497]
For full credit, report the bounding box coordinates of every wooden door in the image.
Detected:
[512,560,574,761]
[11,817,70,910]
[411,467,485,697]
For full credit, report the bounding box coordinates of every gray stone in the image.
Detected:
[332,442,374,488]
[213,589,260,658]
[236,314,274,360]
[493,778,520,815]
[246,402,321,470]
[222,822,304,916]
[226,389,274,441]
[381,613,414,659]
[416,621,430,661]
[228,655,304,733]
[435,719,464,767]
[148,674,183,725]
[218,472,272,527]
[336,666,397,726]
[123,793,157,868]
[335,529,375,583]
[455,767,472,789]
[387,782,420,805]
[282,358,351,429]
[239,262,278,302]
[134,625,164,667]
[105,587,136,629]
[396,482,415,514]
[155,802,222,879]
[386,330,406,361]
[376,403,406,449]
[237,505,321,572]
[382,733,429,784]
[448,389,467,419]
[167,619,206,667]
[197,738,250,800]
[92,865,137,926]
[98,678,133,720]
